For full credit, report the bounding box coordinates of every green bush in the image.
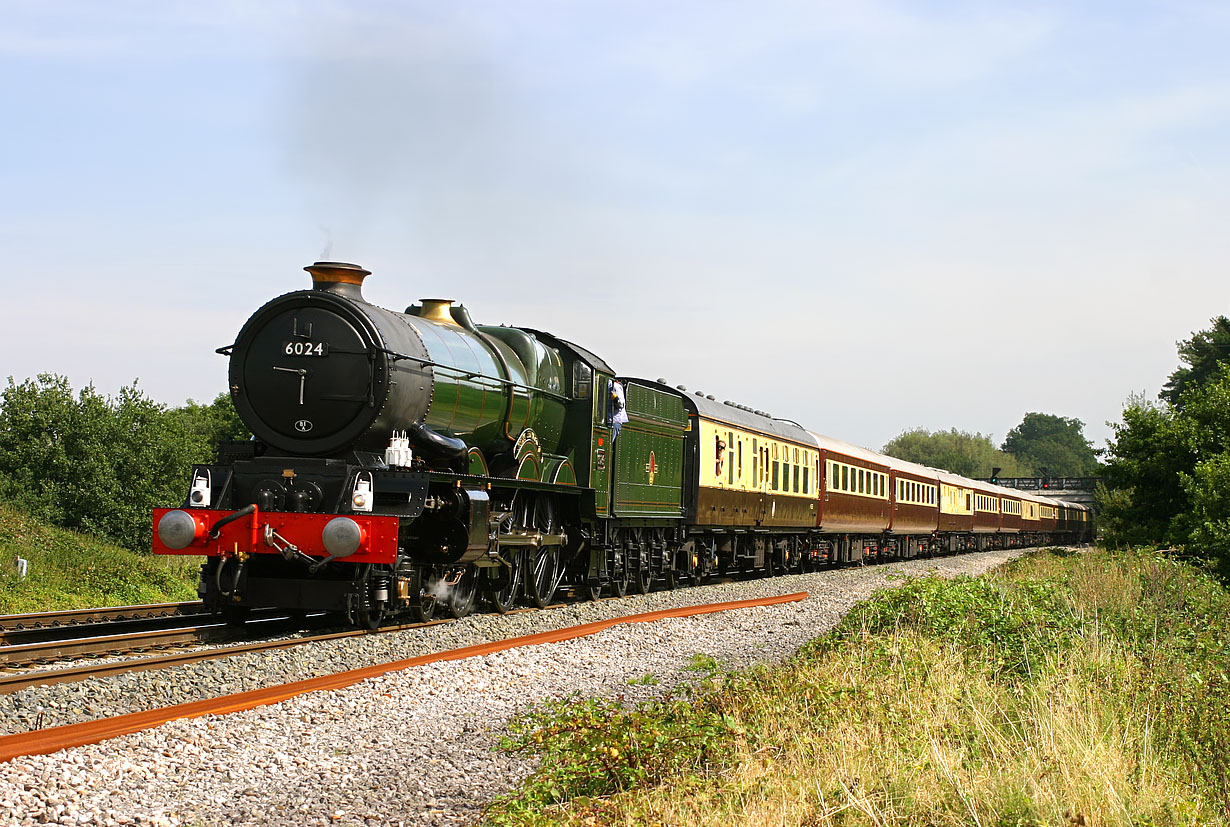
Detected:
[824,573,1081,678]
[0,375,244,553]
[491,690,743,822]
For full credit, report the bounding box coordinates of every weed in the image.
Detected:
[483,549,1230,827]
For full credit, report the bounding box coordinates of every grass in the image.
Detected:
[0,501,201,613]
[482,549,1230,827]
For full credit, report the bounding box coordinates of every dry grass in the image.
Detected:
[588,637,1210,827]
[485,550,1230,827]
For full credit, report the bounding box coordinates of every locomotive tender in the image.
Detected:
[153,262,1093,626]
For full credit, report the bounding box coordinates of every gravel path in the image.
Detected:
[0,548,1040,826]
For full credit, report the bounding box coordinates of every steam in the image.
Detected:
[278,15,522,259]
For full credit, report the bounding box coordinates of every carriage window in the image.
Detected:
[803,466,809,493]
[841,465,848,491]
[728,432,734,484]
[752,439,758,486]
[772,461,780,490]
[737,440,743,482]
[793,465,800,492]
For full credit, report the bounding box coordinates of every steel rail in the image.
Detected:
[0,591,807,762]
[0,617,456,694]
[0,610,321,668]
[0,624,231,666]
[0,602,206,631]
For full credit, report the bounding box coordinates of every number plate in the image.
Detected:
[282,341,330,357]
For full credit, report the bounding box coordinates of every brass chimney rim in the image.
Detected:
[418,298,460,326]
[305,261,371,286]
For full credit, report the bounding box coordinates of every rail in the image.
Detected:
[0,591,807,762]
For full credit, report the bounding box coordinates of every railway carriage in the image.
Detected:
[936,470,976,549]
[671,389,819,574]
[1038,499,1059,535]
[1019,492,1043,543]
[971,483,1002,546]
[884,456,941,557]
[994,484,1025,541]
[810,432,891,563]
[152,261,1093,626]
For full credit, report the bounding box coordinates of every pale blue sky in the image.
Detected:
[3,1,1229,452]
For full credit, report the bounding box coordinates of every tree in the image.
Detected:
[1001,413,1100,477]
[1097,394,1192,547]
[882,428,1032,478]
[1160,315,1230,409]
[1100,368,1230,572]
[167,393,249,455]
[0,375,222,552]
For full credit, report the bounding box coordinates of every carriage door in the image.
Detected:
[591,373,612,516]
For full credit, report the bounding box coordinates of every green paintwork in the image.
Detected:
[466,448,489,477]
[610,382,687,518]
[402,316,568,463]
[543,455,578,486]
[587,374,613,516]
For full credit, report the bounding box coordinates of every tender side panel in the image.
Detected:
[610,382,687,518]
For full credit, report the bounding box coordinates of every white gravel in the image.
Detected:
[0,548,1040,826]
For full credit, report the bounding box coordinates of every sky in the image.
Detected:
[3,0,1229,454]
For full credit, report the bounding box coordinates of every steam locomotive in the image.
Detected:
[153,262,1092,627]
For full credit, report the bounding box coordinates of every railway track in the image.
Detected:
[0,592,808,762]
[0,579,757,693]
[0,607,337,674]
[0,601,207,631]
[0,614,452,694]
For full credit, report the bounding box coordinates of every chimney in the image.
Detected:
[418,299,460,326]
[305,261,370,301]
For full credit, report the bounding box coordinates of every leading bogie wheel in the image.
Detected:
[448,567,478,619]
[486,549,521,613]
[409,567,436,623]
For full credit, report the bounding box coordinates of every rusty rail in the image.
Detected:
[0,591,807,762]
